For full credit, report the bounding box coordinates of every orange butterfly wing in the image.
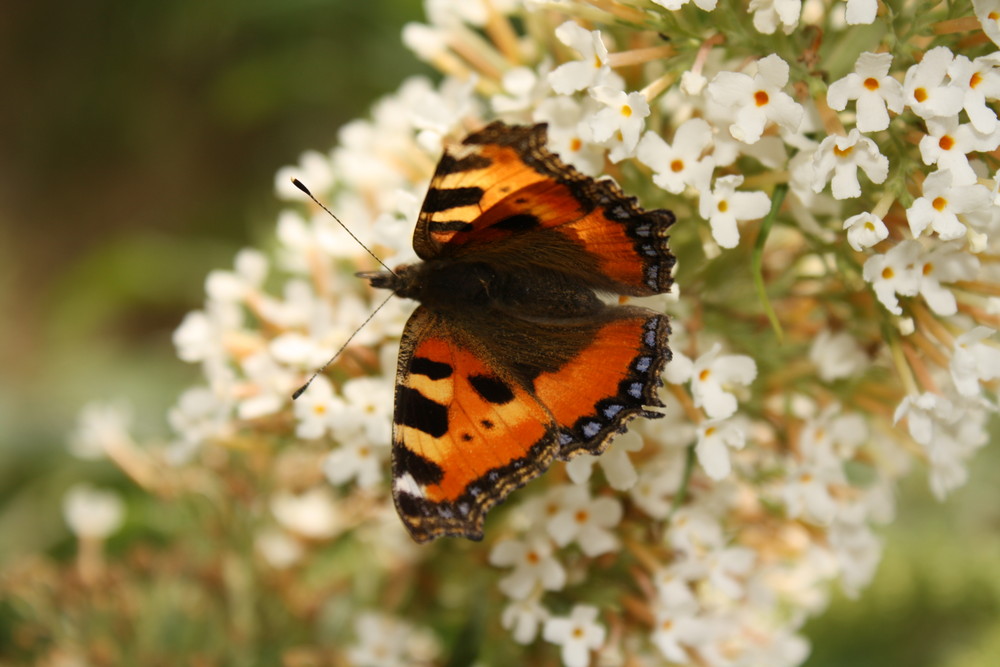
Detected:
[413,122,675,296]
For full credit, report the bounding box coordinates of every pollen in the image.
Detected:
[923,262,934,276]
[990,11,1000,20]
[754,90,769,106]
[570,137,583,152]
[670,159,685,173]
[864,77,880,91]
[970,72,983,89]
[865,221,876,231]
[594,54,603,69]
[705,426,717,437]
[932,196,947,211]
[913,87,928,103]
[526,550,540,564]
[313,405,327,415]
[572,627,585,639]
[621,104,633,118]
[699,368,712,381]
[938,135,955,151]
[575,509,590,523]
[833,144,854,158]
[882,267,894,280]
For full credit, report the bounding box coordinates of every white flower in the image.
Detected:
[490,536,567,599]
[843,211,889,250]
[492,66,549,116]
[782,457,844,524]
[543,605,606,667]
[650,602,707,662]
[535,95,606,175]
[707,54,804,144]
[68,401,133,460]
[918,116,998,186]
[293,375,342,440]
[903,46,963,120]
[255,528,303,569]
[588,87,650,160]
[974,0,1000,47]
[906,169,992,240]
[915,242,980,316]
[348,612,438,667]
[270,487,341,539]
[810,330,869,382]
[698,175,772,248]
[546,485,622,556]
[689,343,758,419]
[748,0,802,35]
[549,22,611,94]
[205,249,268,303]
[323,436,386,489]
[893,392,953,447]
[811,129,889,199]
[63,484,125,539]
[502,596,549,645]
[636,119,715,194]
[827,52,904,132]
[274,149,334,201]
[696,419,747,480]
[948,54,1000,133]
[862,240,922,315]
[651,0,718,10]
[951,327,1000,397]
[630,455,686,518]
[565,430,642,490]
[845,0,878,24]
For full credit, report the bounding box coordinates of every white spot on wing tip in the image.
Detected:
[394,473,425,498]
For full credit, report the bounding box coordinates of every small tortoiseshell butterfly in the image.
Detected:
[363,122,675,543]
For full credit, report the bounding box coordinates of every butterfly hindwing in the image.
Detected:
[413,122,675,297]
[391,306,561,543]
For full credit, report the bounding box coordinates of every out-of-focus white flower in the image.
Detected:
[695,419,746,480]
[549,22,612,94]
[542,604,606,667]
[707,54,804,144]
[810,330,869,382]
[63,484,125,539]
[651,0,718,11]
[490,535,567,599]
[636,118,715,194]
[748,0,802,35]
[827,52,904,132]
[843,211,889,251]
[845,0,878,25]
[564,430,642,490]
[906,169,992,240]
[270,487,341,539]
[698,174,772,248]
[68,401,133,460]
[255,528,303,569]
[502,596,550,645]
[347,612,439,667]
[974,0,1000,47]
[546,485,622,556]
[629,454,686,518]
[903,46,963,120]
[323,436,387,489]
[274,149,334,201]
[811,129,889,199]
[534,95,606,175]
[950,327,1000,397]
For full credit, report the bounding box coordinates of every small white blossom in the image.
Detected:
[698,175,772,248]
[636,118,715,194]
[974,0,1000,47]
[811,129,889,199]
[255,529,303,569]
[843,211,889,250]
[951,327,1000,397]
[948,54,1000,133]
[68,401,133,460]
[845,0,878,24]
[543,605,606,667]
[903,46,963,120]
[707,54,804,144]
[270,487,341,539]
[63,484,125,540]
[810,330,869,382]
[827,51,904,132]
[696,419,747,480]
[689,343,758,419]
[323,436,386,489]
[651,0,718,10]
[490,536,567,599]
[862,240,922,315]
[549,22,611,94]
[502,596,549,645]
[588,87,650,159]
[274,150,334,201]
[564,430,642,490]
[546,485,622,556]
[348,612,438,667]
[748,0,802,35]
[535,95,606,175]
[630,455,686,519]
[906,169,992,240]
[918,116,998,186]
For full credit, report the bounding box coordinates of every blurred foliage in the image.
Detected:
[0,0,998,665]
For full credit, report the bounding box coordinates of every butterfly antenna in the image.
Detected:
[291,291,396,400]
[290,178,397,277]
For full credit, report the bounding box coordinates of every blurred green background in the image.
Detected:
[0,1,998,665]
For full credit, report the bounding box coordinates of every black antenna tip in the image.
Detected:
[291,382,310,400]
[291,178,312,196]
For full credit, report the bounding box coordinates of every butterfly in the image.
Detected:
[362,122,675,543]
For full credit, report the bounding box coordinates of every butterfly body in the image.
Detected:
[369,122,676,543]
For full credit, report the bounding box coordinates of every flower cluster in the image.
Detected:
[37,0,1000,665]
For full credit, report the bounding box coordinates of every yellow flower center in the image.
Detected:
[754,90,769,106]
[938,135,955,151]
[621,104,633,117]
[864,77,880,91]
[932,196,947,211]
[914,87,928,103]
[670,159,685,173]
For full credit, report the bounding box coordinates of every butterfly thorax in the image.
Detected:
[363,260,604,320]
